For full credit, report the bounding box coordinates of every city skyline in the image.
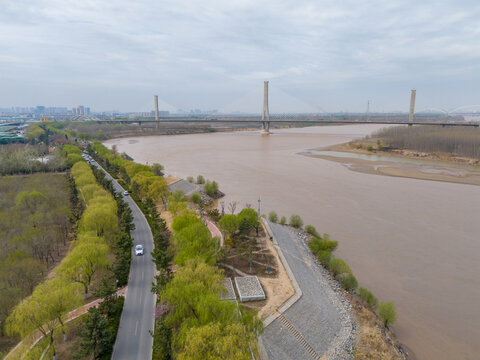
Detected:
[1,0,480,113]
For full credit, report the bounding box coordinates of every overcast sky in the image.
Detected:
[1,0,480,113]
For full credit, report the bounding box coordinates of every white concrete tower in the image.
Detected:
[261,81,270,134]
[409,89,416,124]
[154,95,159,129]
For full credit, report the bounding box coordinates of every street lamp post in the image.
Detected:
[257,198,261,236]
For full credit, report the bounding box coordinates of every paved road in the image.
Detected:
[93,162,156,360]
[262,223,351,360]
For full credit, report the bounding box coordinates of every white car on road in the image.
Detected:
[123,190,129,196]
[135,244,144,256]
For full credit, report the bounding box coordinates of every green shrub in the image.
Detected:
[268,211,278,223]
[358,287,379,309]
[238,208,258,228]
[309,236,322,254]
[366,145,373,151]
[204,180,219,197]
[190,193,202,205]
[152,163,164,176]
[280,216,286,225]
[329,258,352,276]
[289,214,303,228]
[320,234,338,251]
[317,250,332,267]
[196,175,205,184]
[309,236,338,254]
[305,225,318,236]
[336,273,358,292]
[376,140,383,151]
[186,176,194,183]
[378,302,397,328]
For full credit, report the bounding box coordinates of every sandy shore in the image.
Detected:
[302,143,480,186]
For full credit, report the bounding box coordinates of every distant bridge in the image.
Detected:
[94,117,480,128]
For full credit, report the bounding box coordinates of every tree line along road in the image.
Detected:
[93,162,156,360]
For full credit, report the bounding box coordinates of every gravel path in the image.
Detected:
[261,223,355,360]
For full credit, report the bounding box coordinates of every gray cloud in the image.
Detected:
[1,0,479,112]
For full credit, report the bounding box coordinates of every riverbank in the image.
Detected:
[103,125,480,360]
[302,142,480,186]
[293,226,407,360]
[63,120,311,141]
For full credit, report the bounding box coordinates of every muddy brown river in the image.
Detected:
[106,125,480,360]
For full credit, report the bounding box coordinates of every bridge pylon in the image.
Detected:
[408,89,416,126]
[154,95,159,129]
[261,81,270,135]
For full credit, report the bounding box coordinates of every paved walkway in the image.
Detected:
[5,288,127,360]
[206,219,224,246]
[261,223,354,360]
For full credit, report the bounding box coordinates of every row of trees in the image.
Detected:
[305,224,397,327]
[373,125,480,160]
[89,142,170,206]
[5,149,120,359]
[267,211,302,227]
[156,211,262,359]
[76,162,136,359]
[42,120,216,141]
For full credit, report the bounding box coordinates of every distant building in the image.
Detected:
[35,106,46,114]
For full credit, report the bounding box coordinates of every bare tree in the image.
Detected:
[228,201,238,214]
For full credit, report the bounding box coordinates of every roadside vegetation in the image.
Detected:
[87,134,263,359]
[2,142,133,360]
[152,211,262,359]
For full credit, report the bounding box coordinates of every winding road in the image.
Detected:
[93,162,156,360]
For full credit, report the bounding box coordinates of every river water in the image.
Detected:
[105,125,480,360]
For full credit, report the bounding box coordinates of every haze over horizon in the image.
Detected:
[1,0,480,113]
